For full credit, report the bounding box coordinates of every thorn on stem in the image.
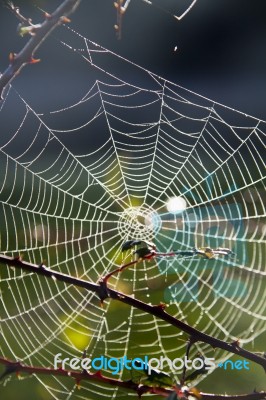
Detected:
[137,385,149,398]
[153,302,167,312]
[29,57,41,64]
[9,52,16,63]
[16,370,21,379]
[39,260,46,269]
[14,254,23,262]
[98,280,109,305]
[60,16,71,23]
[231,339,241,349]
[93,370,102,378]
[57,363,63,370]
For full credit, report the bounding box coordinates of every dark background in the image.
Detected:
[0,0,266,120]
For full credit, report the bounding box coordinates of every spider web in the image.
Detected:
[0,23,265,400]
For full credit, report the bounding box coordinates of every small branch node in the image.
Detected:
[17,23,41,37]
[0,360,21,381]
[188,336,198,345]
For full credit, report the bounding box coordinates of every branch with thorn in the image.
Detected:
[0,356,172,397]
[0,253,265,375]
[0,357,265,400]
[0,0,81,100]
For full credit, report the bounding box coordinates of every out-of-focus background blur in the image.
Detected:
[0,0,266,119]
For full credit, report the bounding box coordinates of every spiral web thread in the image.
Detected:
[0,23,265,400]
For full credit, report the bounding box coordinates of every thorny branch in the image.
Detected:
[0,357,265,400]
[0,0,81,100]
[0,356,171,398]
[0,253,265,371]
[0,255,266,400]
[0,0,199,96]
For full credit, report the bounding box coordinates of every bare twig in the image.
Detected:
[0,0,81,100]
[100,258,139,283]
[3,1,32,25]
[180,337,194,385]
[0,254,266,373]
[100,247,235,284]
